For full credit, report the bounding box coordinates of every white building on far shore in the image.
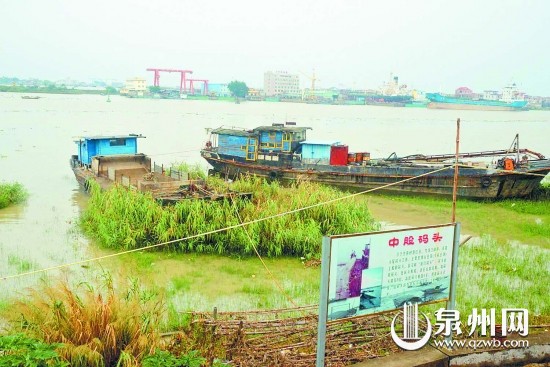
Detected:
[264,71,300,97]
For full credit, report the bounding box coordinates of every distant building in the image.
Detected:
[247,88,264,101]
[455,87,474,98]
[121,77,147,97]
[264,71,300,97]
[482,90,500,101]
[209,83,230,97]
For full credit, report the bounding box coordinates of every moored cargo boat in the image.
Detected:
[426,84,529,111]
[426,93,528,111]
[70,134,247,203]
[200,123,550,199]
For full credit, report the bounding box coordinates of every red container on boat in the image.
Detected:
[347,153,356,164]
[330,145,349,166]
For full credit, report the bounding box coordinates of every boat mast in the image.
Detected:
[506,134,520,163]
[516,134,520,163]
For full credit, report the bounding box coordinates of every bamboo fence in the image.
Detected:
[172,305,403,366]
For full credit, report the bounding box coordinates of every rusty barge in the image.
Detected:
[200,124,550,199]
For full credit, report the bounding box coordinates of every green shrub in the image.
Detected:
[0,182,28,209]
[0,334,67,367]
[80,176,379,258]
[142,350,206,367]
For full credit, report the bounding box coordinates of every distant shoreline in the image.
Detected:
[0,86,114,96]
[3,88,550,110]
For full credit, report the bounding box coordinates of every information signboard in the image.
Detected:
[325,223,457,321]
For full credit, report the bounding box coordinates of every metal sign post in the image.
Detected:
[316,236,331,367]
[445,222,461,346]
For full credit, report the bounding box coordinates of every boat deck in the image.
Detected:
[72,156,249,204]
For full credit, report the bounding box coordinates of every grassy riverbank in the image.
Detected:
[367,189,550,249]
[78,178,549,318]
[1,183,549,365]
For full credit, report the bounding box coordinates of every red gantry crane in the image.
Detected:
[146,68,193,95]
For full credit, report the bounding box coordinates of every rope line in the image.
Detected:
[147,149,203,157]
[0,165,454,282]
[230,199,308,313]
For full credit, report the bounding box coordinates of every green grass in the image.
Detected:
[370,193,550,249]
[7,254,35,273]
[168,162,207,180]
[171,276,193,292]
[85,248,320,313]
[241,284,272,295]
[0,181,28,209]
[80,176,379,258]
[456,235,550,319]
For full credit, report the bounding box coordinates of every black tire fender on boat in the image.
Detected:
[268,171,278,180]
[480,177,492,188]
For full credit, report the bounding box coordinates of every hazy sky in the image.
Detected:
[2,0,549,95]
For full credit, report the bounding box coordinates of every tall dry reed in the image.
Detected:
[14,275,165,367]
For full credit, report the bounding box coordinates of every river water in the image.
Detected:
[1,92,549,297]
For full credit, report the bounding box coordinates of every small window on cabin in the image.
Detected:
[268,132,276,139]
[109,138,126,146]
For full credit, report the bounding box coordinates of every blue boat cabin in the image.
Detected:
[210,124,310,161]
[301,140,341,165]
[74,134,144,166]
[253,125,308,154]
[214,129,256,160]
[207,123,365,167]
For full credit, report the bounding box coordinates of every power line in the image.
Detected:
[0,166,453,282]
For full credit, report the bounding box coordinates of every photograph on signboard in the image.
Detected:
[328,296,360,321]
[359,267,383,310]
[326,224,456,321]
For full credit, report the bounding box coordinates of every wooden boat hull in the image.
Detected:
[202,151,550,199]
[71,155,250,203]
[427,102,521,112]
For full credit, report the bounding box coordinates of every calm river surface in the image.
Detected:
[1,92,549,297]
